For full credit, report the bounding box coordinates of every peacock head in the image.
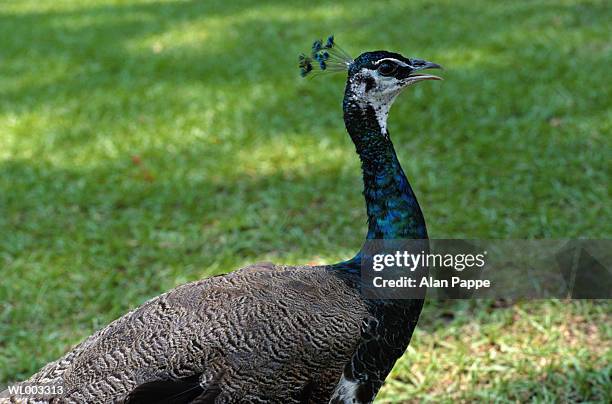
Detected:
[299,35,442,108]
[346,51,442,101]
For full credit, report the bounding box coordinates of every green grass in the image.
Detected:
[0,0,610,402]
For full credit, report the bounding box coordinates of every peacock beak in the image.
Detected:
[404,59,443,84]
[410,59,443,71]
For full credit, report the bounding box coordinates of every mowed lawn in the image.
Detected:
[0,0,610,402]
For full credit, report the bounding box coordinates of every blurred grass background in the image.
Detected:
[0,0,610,402]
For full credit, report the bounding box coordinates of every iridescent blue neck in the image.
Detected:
[333,87,427,270]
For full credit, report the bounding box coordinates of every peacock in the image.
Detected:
[1,36,442,404]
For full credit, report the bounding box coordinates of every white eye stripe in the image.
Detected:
[373,58,410,68]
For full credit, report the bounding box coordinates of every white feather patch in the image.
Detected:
[329,374,362,403]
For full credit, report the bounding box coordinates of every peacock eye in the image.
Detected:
[377,62,398,76]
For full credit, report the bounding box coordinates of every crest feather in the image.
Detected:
[298,35,353,77]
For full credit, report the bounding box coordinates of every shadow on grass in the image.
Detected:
[0,148,366,302]
[2,0,608,118]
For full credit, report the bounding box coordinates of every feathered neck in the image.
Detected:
[333,83,427,270]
